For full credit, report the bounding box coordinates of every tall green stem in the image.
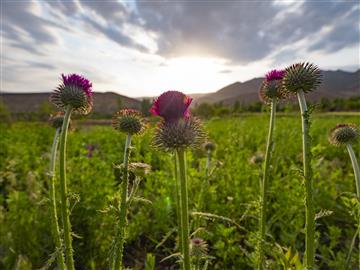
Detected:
[177,148,191,270]
[49,128,66,270]
[257,98,276,270]
[297,90,315,269]
[346,144,360,198]
[113,134,132,270]
[346,143,360,268]
[174,152,184,267]
[59,105,75,270]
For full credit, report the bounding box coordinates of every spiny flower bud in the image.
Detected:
[50,74,93,114]
[259,69,286,104]
[190,238,208,258]
[49,112,66,129]
[153,117,207,152]
[204,141,216,152]
[113,162,151,184]
[150,91,192,122]
[283,62,322,94]
[112,109,145,135]
[329,124,359,146]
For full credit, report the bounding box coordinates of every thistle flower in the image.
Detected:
[283,62,322,94]
[259,69,286,104]
[50,73,93,114]
[282,62,322,269]
[190,238,208,257]
[153,117,207,152]
[329,124,360,146]
[151,91,205,270]
[112,109,145,135]
[150,90,192,122]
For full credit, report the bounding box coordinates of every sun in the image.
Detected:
[156,56,229,93]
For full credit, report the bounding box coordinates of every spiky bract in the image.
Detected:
[190,238,208,257]
[153,117,207,152]
[329,124,360,146]
[259,80,286,104]
[50,74,93,114]
[283,62,322,94]
[112,109,145,135]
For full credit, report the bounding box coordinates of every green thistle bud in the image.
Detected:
[112,109,145,135]
[153,117,207,152]
[190,237,208,258]
[49,112,65,129]
[329,124,360,146]
[113,162,151,184]
[204,141,216,152]
[283,62,322,94]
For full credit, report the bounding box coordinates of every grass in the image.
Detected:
[0,113,359,269]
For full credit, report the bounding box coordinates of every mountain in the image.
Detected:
[0,92,141,114]
[195,70,360,106]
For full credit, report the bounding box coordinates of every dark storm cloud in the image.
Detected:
[135,0,359,63]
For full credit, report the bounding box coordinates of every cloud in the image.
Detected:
[2,0,358,64]
[219,69,232,74]
[135,1,359,63]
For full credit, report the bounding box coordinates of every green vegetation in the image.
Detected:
[0,114,359,269]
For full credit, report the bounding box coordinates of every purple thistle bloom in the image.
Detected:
[265,69,285,82]
[61,73,93,97]
[150,91,193,122]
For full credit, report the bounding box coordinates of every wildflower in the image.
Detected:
[282,62,322,270]
[259,69,286,104]
[112,109,145,135]
[50,73,93,114]
[329,124,360,146]
[153,118,207,152]
[150,90,192,122]
[151,91,206,270]
[283,63,322,94]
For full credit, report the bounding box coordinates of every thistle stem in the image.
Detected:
[113,133,132,270]
[177,148,191,270]
[346,144,360,198]
[345,143,360,269]
[297,90,315,269]
[49,128,66,270]
[59,105,75,270]
[257,98,276,270]
[174,152,184,267]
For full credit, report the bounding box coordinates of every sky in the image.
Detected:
[1,0,359,98]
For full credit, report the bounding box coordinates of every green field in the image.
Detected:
[1,114,359,269]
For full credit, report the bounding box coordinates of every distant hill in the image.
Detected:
[195,70,360,105]
[0,92,141,114]
[1,70,359,115]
